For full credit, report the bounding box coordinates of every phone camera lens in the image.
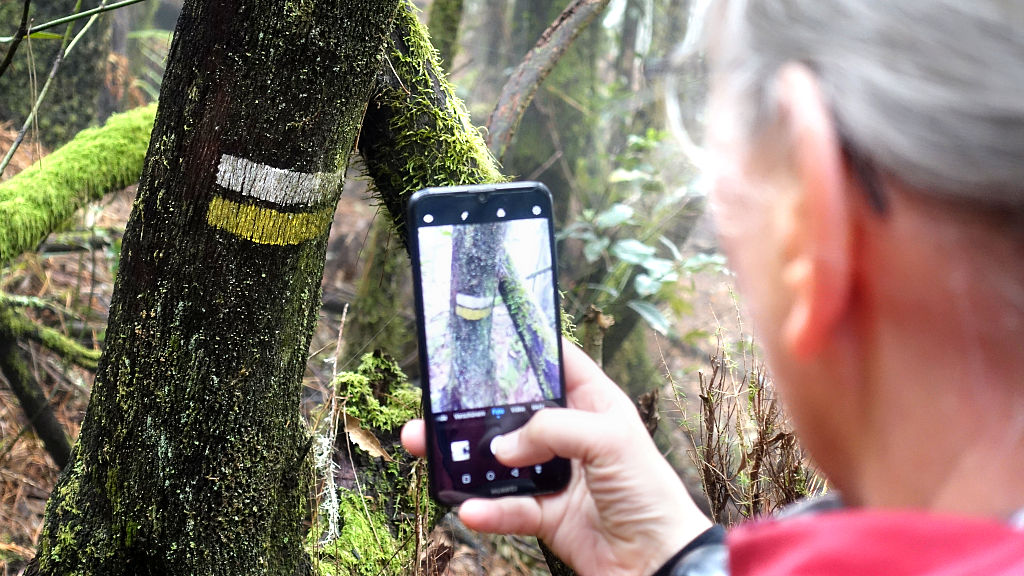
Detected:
[477,193,489,204]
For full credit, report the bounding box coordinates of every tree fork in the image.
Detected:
[29,0,400,574]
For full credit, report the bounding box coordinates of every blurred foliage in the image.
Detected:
[558,129,720,339]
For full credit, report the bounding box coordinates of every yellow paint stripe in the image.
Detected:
[456,305,492,321]
[206,195,333,246]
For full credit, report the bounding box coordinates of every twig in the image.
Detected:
[0,0,32,80]
[0,0,148,43]
[526,149,562,181]
[580,305,614,367]
[0,0,108,179]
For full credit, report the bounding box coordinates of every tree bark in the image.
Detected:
[29,0,399,574]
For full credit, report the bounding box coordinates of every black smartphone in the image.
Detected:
[407,181,572,506]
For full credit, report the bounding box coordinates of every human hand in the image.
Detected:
[401,339,712,576]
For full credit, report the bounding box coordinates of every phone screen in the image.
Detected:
[409,182,571,504]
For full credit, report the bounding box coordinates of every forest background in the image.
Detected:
[0,0,821,574]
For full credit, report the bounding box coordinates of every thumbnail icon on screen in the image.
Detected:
[451,440,471,462]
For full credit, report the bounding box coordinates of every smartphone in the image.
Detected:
[408,181,572,505]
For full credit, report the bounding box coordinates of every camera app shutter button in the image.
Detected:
[489,434,505,456]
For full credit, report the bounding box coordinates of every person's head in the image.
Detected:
[701,0,1024,505]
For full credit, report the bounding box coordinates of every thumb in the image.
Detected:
[493,408,626,468]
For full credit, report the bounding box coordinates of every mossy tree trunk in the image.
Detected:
[29,0,400,574]
[359,4,504,245]
[497,256,559,399]
[446,222,502,410]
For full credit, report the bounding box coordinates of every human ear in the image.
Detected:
[774,64,852,359]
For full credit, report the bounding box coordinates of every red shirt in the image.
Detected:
[729,510,1024,575]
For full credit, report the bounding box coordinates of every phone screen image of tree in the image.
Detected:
[419,218,560,413]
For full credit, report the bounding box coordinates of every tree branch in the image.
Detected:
[0,334,71,470]
[0,104,156,266]
[0,0,32,80]
[0,0,148,44]
[485,0,611,162]
[497,256,560,399]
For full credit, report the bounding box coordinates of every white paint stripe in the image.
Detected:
[215,154,342,207]
[455,293,494,309]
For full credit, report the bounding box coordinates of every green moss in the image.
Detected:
[311,351,435,576]
[561,298,580,345]
[314,492,400,576]
[332,351,419,432]
[0,104,157,266]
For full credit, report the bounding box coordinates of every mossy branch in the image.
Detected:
[3,306,101,369]
[498,255,560,399]
[0,104,156,266]
[359,0,504,248]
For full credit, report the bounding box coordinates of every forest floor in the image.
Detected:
[0,136,743,575]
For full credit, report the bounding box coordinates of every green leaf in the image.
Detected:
[610,239,656,265]
[593,203,634,229]
[583,237,610,263]
[634,274,660,297]
[627,300,671,335]
[28,32,64,40]
[641,257,676,278]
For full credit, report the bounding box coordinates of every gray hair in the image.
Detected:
[708,0,1024,211]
